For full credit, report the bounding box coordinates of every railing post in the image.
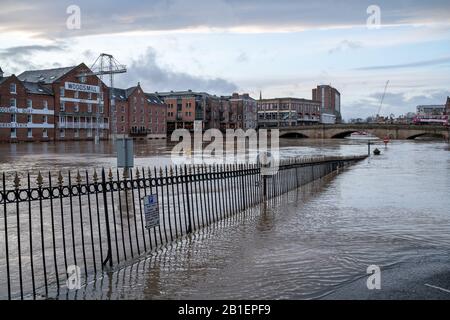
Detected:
[101,168,113,268]
[185,165,193,234]
[263,174,267,202]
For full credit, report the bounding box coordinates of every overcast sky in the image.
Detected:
[1,0,449,119]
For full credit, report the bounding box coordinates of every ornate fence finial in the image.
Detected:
[159,167,164,177]
[36,171,44,188]
[169,166,174,176]
[135,167,140,179]
[148,167,152,178]
[14,172,21,189]
[57,171,64,187]
[93,169,98,183]
[76,170,82,185]
[108,168,113,181]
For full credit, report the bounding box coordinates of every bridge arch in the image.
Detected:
[279,131,309,139]
[406,132,447,140]
[330,130,383,139]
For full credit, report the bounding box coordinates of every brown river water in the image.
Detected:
[1,138,450,299]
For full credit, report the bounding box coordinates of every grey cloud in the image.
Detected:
[0,43,67,74]
[236,52,249,63]
[1,0,449,38]
[117,47,238,95]
[0,44,66,58]
[355,56,450,70]
[328,40,363,54]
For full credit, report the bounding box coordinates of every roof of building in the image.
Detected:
[145,93,165,105]
[18,66,77,84]
[0,76,8,85]
[111,88,128,101]
[416,105,445,108]
[259,97,321,103]
[156,90,213,98]
[126,86,137,97]
[22,81,54,95]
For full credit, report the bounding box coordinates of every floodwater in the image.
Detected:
[1,138,450,299]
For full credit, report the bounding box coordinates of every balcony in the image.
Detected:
[129,126,148,136]
[58,122,109,129]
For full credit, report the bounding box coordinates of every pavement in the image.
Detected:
[322,255,450,300]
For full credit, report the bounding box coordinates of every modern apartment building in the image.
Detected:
[257,97,321,128]
[157,90,222,133]
[312,85,341,122]
[18,64,110,141]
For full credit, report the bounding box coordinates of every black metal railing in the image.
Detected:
[0,155,367,300]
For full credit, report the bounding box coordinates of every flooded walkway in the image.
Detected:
[53,140,450,299]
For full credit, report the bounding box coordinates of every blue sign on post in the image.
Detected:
[143,194,159,229]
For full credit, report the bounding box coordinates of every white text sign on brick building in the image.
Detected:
[65,82,100,94]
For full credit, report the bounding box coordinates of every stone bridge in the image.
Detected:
[278,124,450,140]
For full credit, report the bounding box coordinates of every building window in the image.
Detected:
[74,129,79,138]
[43,100,48,109]
[60,87,65,97]
[80,76,87,83]
[27,99,32,109]
[60,129,65,138]
[10,98,16,108]
[88,92,92,100]
[27,115,32,123]
[27,129,33,138]
[87,129,92,138]
[43,115,48,123]
[10,83,17,94]
[11,114,16,123]
[11,128,17,139]
[60,102,65,112]
[43,129,48,138]
[121,106,125,113]
[88,104,92,113]
[75,104,79,112]
[74,91,79,99]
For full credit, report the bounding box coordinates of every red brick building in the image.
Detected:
[145,93,167,138]
[218,93,258,130]
[111,84,167,139]
[18,64,110,141]
[312,85,341,122]
[0,71,55,142]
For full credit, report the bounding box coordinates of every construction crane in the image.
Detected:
[79,53,127,144]
[377,80,390,118]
